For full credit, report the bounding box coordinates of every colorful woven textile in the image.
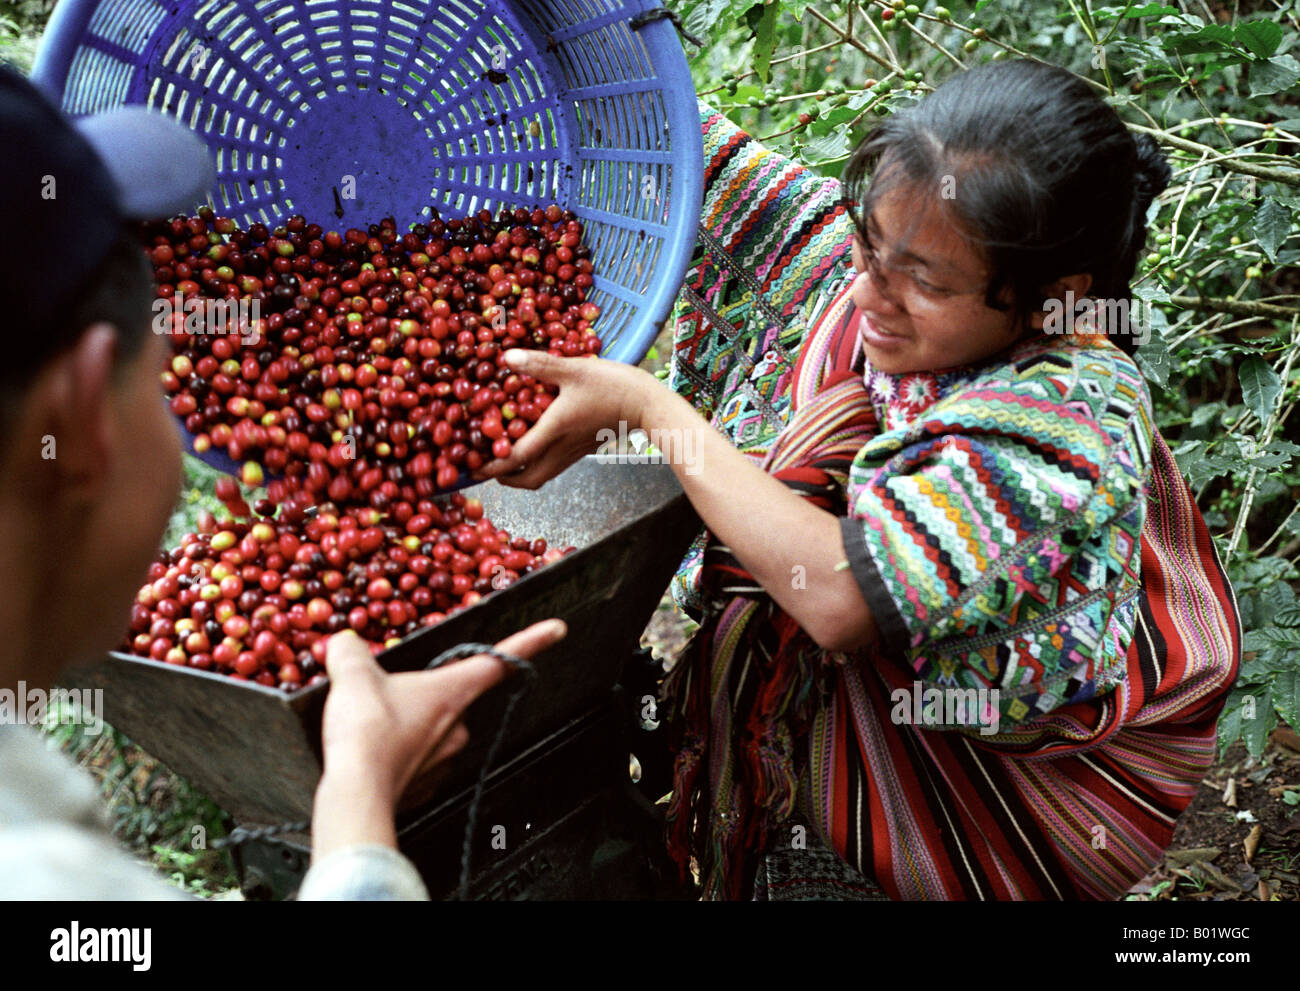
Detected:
[667,100,858,612]
[664,101,1242,900]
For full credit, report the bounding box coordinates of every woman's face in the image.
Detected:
[848,182,1025,375]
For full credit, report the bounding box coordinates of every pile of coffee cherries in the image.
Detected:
[147,204,600,513]
[125,492,571,690]
[122,203,597,688]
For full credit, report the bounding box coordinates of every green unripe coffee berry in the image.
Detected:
[935,6,951,19]
[1146,252,1162,266]
[963,37,980,52]
[1246,266,1263,279]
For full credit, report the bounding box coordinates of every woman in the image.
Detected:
[478,59,1241,900]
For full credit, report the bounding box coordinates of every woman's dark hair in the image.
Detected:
[841,59,1171,356]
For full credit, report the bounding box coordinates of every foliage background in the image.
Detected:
[2,0,1297,898]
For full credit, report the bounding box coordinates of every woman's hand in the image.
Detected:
[482,345,877,654]
[311,618,567,860]
[473,349,660,489]
[481,349,880,654]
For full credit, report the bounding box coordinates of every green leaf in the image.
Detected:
[1132,284,1171,305]
[1235,20,1283,60]
[1217,694,1244,754]
[750,1,778,85]
[1273,670,1300,732]
[803,130,851,163]
[1246,626,1300,649]
[1161,23,1238,56]
[1254,198,1293,262]
[1243,700,1277,757]
[1243,629,1276,652]
[1239,354,1281,423]
[780,0,813,21]
[810,106,858,135]
[683,0,732,42]
[1266,439,1300,457]
[1189,401,1225,428]
[1134,328,1172,387]
[847,89,873,111]
[1250,54,1300,96]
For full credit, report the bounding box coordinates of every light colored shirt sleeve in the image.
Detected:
[1,723,430,901]
[296,844,430,901]
[0,725,189,900]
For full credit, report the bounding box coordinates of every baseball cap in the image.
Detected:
[0,62,214,373]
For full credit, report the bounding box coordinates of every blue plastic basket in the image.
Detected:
[31,0,702,368]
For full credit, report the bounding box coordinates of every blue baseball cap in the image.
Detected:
[0,62,214,371]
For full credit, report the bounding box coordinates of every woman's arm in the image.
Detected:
[476,351,877,652]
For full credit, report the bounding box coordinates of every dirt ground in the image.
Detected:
[1131,732,1300,901]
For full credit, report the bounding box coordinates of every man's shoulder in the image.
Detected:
[0,725,186,900]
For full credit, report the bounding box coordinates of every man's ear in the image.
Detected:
[23,323,120,500]
[1026,273,1095,330]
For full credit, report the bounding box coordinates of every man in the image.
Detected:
[0,63,564,899]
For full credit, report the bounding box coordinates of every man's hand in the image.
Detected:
[311,618,567,860]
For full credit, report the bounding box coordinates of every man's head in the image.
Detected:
[0,64,213,682]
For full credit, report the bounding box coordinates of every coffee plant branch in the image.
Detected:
[1226,317,1300,562]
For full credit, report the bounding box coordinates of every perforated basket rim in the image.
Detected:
[30,0,703,369]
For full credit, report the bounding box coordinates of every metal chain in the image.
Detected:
[629,7,705,48]
[213,642,537,902]
[213,819,310,849]
[424,643,537,900]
